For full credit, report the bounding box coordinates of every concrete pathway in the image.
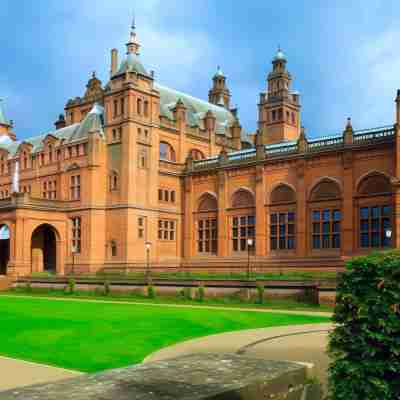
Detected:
[144,323,333,393]
[0,356,82,391]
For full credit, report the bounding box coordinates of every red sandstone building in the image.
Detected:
[0,23,399,276]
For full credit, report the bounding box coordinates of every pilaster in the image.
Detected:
[255,165,266,256]
[217,170,228,257]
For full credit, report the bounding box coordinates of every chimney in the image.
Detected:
[55,114,66,130]
[111,48,118,76]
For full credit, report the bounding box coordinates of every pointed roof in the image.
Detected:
[0,99,10,126]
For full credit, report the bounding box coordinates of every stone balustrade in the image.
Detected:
[0,353,322,400]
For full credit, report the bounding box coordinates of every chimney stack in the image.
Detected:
[111,49,118,76]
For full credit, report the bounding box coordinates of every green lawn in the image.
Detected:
[0,296,330,373]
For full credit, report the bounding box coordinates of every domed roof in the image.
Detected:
[213,65,225,78]
[112,53,150,78]
[0,100,10,126]
[273,48,286,62]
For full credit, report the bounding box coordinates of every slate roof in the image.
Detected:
[0,104,103,157]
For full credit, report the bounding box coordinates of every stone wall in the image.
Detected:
[0,354,321,399]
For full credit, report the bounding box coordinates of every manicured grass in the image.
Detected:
[0,296,330,373]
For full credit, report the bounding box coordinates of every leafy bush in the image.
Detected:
[67,278,75,294]
[256,284,265,304]
[104,280,111,296]
[147,285,156,299]
[328,250,400,400]
[195,285,205,302]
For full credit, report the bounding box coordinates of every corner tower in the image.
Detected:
[258,49,301,145]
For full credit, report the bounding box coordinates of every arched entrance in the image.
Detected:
[31,224,58,274]
[0,225,10,275]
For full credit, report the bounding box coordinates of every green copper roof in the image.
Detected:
[155,83,236,137]
[112,53,150,78]
[0,104,104,157]
[273,48,286,62]
[0,100,10,126]
[214,65,225,78]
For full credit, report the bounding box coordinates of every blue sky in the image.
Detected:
[1,0,400,140]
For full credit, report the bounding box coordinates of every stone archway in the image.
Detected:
[31,224,59,274]
[0,225,10,275]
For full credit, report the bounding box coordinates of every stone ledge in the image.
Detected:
[0,353,321,400]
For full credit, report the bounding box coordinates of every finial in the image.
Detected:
[126,13,140,55]
[346,117,352,129]
[92,71,96,78]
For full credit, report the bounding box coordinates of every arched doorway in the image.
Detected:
[31,224,58,274]
[0,225,10,275]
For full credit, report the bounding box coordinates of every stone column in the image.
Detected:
[217,170,228,257]
[255,165,266,256]
[342,151,354,256]
[296,160,307,257]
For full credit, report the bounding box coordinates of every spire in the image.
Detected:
[126,14,140,55]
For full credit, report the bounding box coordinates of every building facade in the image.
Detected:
[0,24,399,276]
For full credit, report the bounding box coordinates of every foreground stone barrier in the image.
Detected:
[0,353,321,399]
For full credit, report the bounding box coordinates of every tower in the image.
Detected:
[258,48,301,145]
[0,99,16,141]
[208,66,231,109]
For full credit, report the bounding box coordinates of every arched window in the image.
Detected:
[197,193,218,254]
[231,189,255,208]
[189,149,205,161]
[137,98,142,115]
[309,178,342,250]
[270,184,296,251]
[159,142,176,162]
[231,189,255,252]
[357,173,393,249]
[110,240,117,257]
[109,171,119,191]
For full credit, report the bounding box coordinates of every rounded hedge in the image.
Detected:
[328,250,400,400]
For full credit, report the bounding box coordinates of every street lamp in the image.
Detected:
[247,238,254,280]
[145,241,152,283]
[71,244,78,275]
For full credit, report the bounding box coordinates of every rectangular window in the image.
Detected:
[113,100,118,118]
[120,98,125,116]
[171,190,176,203]
[70,175,81,200]
[198,218,218,254]
[138,216,146,239]
[312,209,341,249]
[232,215,255,252]
[71,217,81,253]
[270,211,295,250]
[158,219,176,241]
[360,205,392,248]
[158,189,163,201]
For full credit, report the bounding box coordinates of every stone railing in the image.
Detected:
[190,124,396,172]
[0,353,321,399]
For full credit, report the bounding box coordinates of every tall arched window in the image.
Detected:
[269,184,296,251]
[231,189,255,252]
[137,98,142,115]
[109,171,119,191]
[357,172,393,248]
[197,193,218,254]
[309,178,342,250]
[189,149,205,161]
[159,141,176,162]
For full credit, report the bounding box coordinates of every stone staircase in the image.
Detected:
[0,276,12,291]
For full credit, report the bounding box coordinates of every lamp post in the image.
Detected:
[247,238,254,281]
[71,244,77,276]
[145,241,152,283]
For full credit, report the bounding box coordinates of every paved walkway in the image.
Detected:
[144,323,333,393]
[0,356,82,391]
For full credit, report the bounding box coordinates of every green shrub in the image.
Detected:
[328,250,400,400]
[256,284,265,304]
[196,285,205,302]
[104,280,111,296]
[67,278,75,294]
[147,285,156,299]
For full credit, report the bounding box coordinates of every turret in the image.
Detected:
[258,48,301,145]
[0,99,16,141]
[55,114,66,130]
[343,117,353,145]
[208,66,231,109]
